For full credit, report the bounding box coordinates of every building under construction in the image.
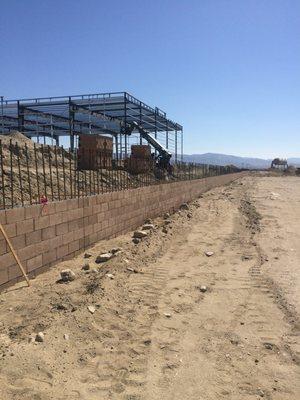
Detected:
[0,91,183,162]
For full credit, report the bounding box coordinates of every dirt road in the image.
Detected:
[0,175,299,399]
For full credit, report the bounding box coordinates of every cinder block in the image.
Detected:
[47,235,63,250]
[88,232,98,245]
[34,215,50,230]
[16,219,34,236]
[18,244,38,262]
[101,203,108,212]
[78,197,84,208]
[0,267,9,286]
[0,210,6,225]
[73,227,84,241]
[62,252,75,262]
[62,231,74,245]
[8,263,22,281]
[55,200,69,213]
[88,215,95,225]
[62,209,79,223]
[84,224,93,236]
[83,206,93,217]
[26,254,43,272]
[3,223,17,238]
[42,226,56,241]
[0,252,16,268]
[97,212,106,223]
[68,219,80,232]
[79,237,85,249]
[6,207,25,223]
[0,239,7,256]
[89,196,97,206]
[56,244,69,259]
[25,229,42,246]
[67,198,79,211]
[42,249,57,265]
[93,222,102,233]
[25,204,42,220]
[82,197,90,208]
[35,240,51,254]
[10,235,26,250]
[68,239,79,254]
[49,212,63,227]
[56,222,69,236]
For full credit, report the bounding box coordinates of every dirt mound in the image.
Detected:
[0,133,157,208]
[0,131,35,148]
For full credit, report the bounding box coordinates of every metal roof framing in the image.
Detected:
[0,91,183,160]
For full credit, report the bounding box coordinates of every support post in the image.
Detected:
[181,129,183,162]
[124,93,127,157]
[17,101,24,133]
[154,110,157,158]
[0,96,4,134]
[139,101,143,145]
[166,120,169,149]
[69,98,75,151]
[175,129,177,164]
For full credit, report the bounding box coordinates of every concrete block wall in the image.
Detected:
[0,173,244,288]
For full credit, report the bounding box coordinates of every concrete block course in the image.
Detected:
[0,173,244,288]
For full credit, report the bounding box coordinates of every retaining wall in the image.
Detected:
[0,173,244,288]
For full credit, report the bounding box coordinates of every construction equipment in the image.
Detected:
[123,121,172,170]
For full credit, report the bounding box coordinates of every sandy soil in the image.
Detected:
[0,175,299,399]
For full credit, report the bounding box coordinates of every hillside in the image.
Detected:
[182,153,300,169]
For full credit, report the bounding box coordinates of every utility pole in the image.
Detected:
[0,96,4,134]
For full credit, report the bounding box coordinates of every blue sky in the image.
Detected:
[0,0,299,158]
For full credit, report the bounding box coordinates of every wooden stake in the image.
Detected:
[0,223,30,287]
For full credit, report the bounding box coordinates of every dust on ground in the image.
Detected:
[0,175,299,399]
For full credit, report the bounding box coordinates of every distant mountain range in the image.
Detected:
[182,153,300,169]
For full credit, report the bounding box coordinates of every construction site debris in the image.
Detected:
[95,253,113,263]
[133,230,148,239]
[87,305,96,314]
[199,285,207,292]
[111,247,123,254]
[142,224,155,230]
[180,203,189,210]
[35,332,45,342]
[60,269,76,282]
[127,267,138,273]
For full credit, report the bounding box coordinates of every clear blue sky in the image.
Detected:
[1,0,299,158]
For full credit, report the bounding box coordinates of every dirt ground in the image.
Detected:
[0,175,299,400]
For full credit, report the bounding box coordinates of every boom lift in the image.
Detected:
[123,121,172,169]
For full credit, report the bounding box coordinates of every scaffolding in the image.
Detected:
[0,92,183,162]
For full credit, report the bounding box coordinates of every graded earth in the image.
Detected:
[0,175,299,399]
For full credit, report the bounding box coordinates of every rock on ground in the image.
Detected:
[95,253,113,263]
[133,230,148,239]
[60,269,76,282]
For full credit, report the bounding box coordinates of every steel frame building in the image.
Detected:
[0,92,183,161]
